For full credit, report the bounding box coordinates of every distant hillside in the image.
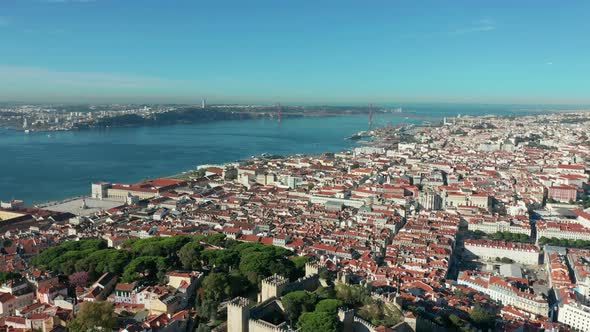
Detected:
[75,108,293,129]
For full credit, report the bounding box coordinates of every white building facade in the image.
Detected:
[464,240,539,265]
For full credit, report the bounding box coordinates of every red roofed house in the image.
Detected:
[0,292,17,317]
[548,185,577,203]
[167,271,203,296]
[36,284,67,304]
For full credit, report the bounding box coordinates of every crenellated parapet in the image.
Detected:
[249,319,293,332]
[259,274,290,302]
[227,297,251,332]
[304,260,327,277]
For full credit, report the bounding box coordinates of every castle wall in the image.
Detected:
[249,320,290,332]
[259,273,321,302]
[227,297,250,332]
[284,275,321,294]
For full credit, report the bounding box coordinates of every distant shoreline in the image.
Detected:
[4,105,586,133]
[2,111,355,133]
[4,109,588,206]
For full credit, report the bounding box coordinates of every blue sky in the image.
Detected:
[0,0,589,104]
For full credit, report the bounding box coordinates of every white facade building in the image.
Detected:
[464,240,539,265]
[466,218,531,236]
[458,272,548,316]
[558,302,590,332]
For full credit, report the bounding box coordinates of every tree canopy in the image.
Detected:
[31,240,107,275]
[0,271,21,284]
[490,231,529,243]
[30,235,308,327]
[282,290,318,324]
[291,291,345,332]
[297,311,340,332]
[314,299,344,315]
[334,283,401,327]
[235,243,296,285]
[121,256,168,284]
[335,283,372,307]
[539,236,590,248]
[125,236,191,259]
[68,301,116,332]
[469,305,495,330]
[178,241,205,270]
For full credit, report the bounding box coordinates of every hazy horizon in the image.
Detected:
[2,100,590,110]
[1,0,590,104]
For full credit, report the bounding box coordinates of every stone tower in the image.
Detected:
[259,274,289,302]
[337,270,352,285]
[305,261,327,277]
[227,297,250,332]
[338,308,355,332]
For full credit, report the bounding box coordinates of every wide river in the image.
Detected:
[0,104,583,204]
[0,115,422,204]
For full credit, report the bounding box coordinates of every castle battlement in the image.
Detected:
[259,274,290,302]
[249,319,291,331]
[228,296,250,308]
[262,274,289,287]
[227,296,251,332]
[354,316,378,331]
[304,260,327,277]
[293,274,318,285]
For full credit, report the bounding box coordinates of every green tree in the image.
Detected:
[201,272,242,303]
[199,297,219,322]
[178,242,204,270]
[335,283,372,307]
[198,272,246,321]
[282,291,318,324]
[199,233,227,247]
[315,286,336,300]
[31,240,109,274]
[126,236,190,258]
[297,311,340,332]
[238,248,294,285]
[449,314,464,328]
[48,249,94,275]
[204,249,240,271]
[0,271,21,284]
[291,256,310,279]
[491,232,503,241]
[78,240,108,251]
[358,302,382,325]
[314,299,343,315]
[68,301,116,332]
[121,256,168,283]
[228,271,251,295]
[470,305,495,330]
[75,249,131,280]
